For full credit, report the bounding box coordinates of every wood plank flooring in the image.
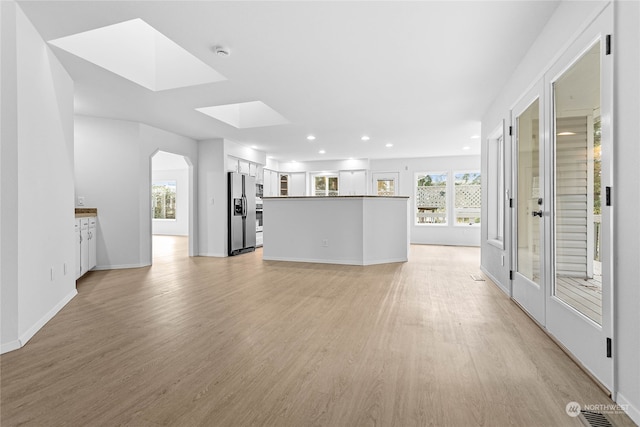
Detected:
[1,237,634,426]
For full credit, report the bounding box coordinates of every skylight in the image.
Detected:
[196,101,289,129]
[48,18,225,91]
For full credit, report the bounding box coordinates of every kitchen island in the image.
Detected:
[262,195,409,266]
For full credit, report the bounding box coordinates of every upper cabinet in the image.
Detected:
[339,170,367,195]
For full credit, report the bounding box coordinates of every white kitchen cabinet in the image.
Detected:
[339,170,367,195]
[79,218,89,276]
[289,172,306,196]
[76,216,97,279]
[88,217,97,271]
[75,220,81,279]
[238,160,250,174]
[263,169,280,197]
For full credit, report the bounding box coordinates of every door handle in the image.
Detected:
[242,196,247,217]
[532,210,543,217]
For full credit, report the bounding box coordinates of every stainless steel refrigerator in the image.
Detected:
[228,172,256,255]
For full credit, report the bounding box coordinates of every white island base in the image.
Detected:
[262,196,409,266]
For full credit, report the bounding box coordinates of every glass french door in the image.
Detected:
[546,6,613,390]
[512,86,546,325]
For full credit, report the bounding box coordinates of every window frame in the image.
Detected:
[487,122,505,248]
[414,171,449,226]
[453,170,482,227]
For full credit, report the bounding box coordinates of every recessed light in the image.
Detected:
[385,143,393,148]
[319,150,326,154]
[251,145,258,149]
[291,160,297,163]
[361,135,370,141]
[462,146,471,150]
[470,135,480,139]
[307,135,316,141]
[557,132,576,136]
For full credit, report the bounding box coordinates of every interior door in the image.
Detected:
[546,6,612,390]
[511,85,546,325]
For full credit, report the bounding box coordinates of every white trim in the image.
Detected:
[262,256,407,266]
[91,263,150,271]
[481,265,510,296]
[197,252,227,258]
[18,289,77,349]
[615,393,640,426]
[487,239,504,250]
[0,340,22,355]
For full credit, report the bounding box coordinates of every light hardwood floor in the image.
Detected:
[1,236,634,426]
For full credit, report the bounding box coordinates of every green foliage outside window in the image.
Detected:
[152,181,176,219]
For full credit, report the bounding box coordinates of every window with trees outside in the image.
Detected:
[314,176,339,196]
[454,172,481,225]
[152,181,177,220]
[416,172,447,224]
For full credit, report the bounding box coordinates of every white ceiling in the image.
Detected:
[18,0,560,163]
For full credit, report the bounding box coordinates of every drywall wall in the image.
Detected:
[75,117,198,268]
[1,2,77,353]
[197,139,226,256]
[370,156,481,247]
[75,116,143,269]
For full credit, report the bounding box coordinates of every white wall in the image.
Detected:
[197,139,227,256]
[371,156,481,246]
[75,117,198,268]
[152,168,189,236]
[1,2,77,353]
[480,0,640,421]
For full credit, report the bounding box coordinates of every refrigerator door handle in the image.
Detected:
[242,196,247,217]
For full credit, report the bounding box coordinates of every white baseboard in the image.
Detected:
[616,392,640,425]
[480,265,510,296]
[197,252,226,257]
[18,288,77,349]
[0,339,22,354]
[262,255,406,266]
[92,263,150,271]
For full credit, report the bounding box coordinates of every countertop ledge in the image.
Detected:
[263,195,409,199]
[75,208,97,217]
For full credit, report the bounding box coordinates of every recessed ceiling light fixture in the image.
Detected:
[361,135,370,141]
[251,145,258,149]
[307,135,316,141]
[319,150,326,154]
[462,146,471,150]
[385,143,393,148]
[470,135,481,139]
[557,131,576,136]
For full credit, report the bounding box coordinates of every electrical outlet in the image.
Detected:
[64,263,67,275]
[322,239,329,247]
[77,196,85,206]
[50,267,54,281]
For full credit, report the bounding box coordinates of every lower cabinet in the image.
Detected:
[76,217,97,279]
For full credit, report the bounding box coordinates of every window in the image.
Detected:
[314,175,338,196]
[376,179,395,196]
[487,127,505,243]
[152,181,176,219]
[454,172,481,225]
[415,172,447,224]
